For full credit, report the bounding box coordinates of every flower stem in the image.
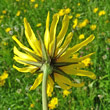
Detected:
[42,63,53,110]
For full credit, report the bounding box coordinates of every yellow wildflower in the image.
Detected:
[68,15,73,19]
[34,4,38,8]
[90,25,96,30]
[57,8,71,16]
[12,12,96,94]
[16,0,20,1]
[36,23,42,27]
[76,14,80,18]
[2,10,7,14]
[93,8,98,13]
[16,10,21,16]
[3,42,8,46]
[30,103,34,108]
[5,27,11,33]
[79,34,85,39]
[82,58,91,66]
[99,10,106,16]
[48,97,58,109]
[0,15,4,19]
[73,19,78,29]
[63,90,71,97]
[41,0,44,2]
[30,0,35,2]
[78,19,89,28]
[0,71,8,86]
[65,8,71,14]
[77,3,80,6]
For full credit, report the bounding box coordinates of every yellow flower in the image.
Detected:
[0,15,4,19]
[16,11,21,16]
[12,12,96,94]
[78,19,89,28]
[48,97,58,109]
[65,8,71,14]
[90,25,96,30]
[57,8,71,16]
[68,15,73,19]
[93,8,98,13]
[82,58,91,66]
[36,23,42,27]
[30,0,35,2]
[2,10,7,14]
[73,19,78,29]
[30,103,34,108]
[77,3,80,6]
[5,27,11,33]
[34,4,38,8]
[63,90,71,97]
[99,10,106,16]
[76,14,80,18]
[16,0,20,1]
[41,0,44,2]
[0,71,8,86]
[79,34,85,39]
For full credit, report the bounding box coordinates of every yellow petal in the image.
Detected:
[0,71,8,80]
[58,35,95,61]
[44,12,50,50]
[49,14,59,55]
[13,55,29,65]
[30,73,43,90]
[12,35,33,53]
[24,18,42,56]
[13,65,38,73]
[60,65,96,79]
[54,73,84,89]
[47,76,54,97]
[56,32,73,56]
[57,15,69,48]
[57,52,94,63]
[13,46,37,61]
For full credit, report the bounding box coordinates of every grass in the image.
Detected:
[0,0,110,110]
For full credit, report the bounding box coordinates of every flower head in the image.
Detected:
[0,71,8,86]
[48,97,58,109]
[93,8,98,13]
[63,90,71,97]
[99,10,106,16]
[79,34,85,40]
[90,25,96,30]
[13,12,96,96]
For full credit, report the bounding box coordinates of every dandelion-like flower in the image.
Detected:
[12,12,96,96]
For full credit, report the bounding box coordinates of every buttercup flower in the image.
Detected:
[12,12,96,96]
[93,8,98,13]
[5,27,11,33]
[0,71,8,86]
[78,19,89,28]
[73,19,78,29]
[16,10,21,16]
[48,97,58,109]
[79,34,85,39]
[99,10,106,16]
[63,90,71,97]
[90,24,96,31]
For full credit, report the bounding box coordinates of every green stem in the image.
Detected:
[42,65,48,110]
[42,63,53,110]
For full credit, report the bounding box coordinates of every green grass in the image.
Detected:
[0,0,110,110]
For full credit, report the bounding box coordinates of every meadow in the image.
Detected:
[0,0,110,110]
